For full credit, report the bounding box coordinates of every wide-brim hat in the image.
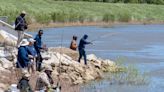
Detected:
[28,38,36,42]
[20,39,29,46]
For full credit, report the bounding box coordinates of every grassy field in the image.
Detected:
[0,0,164,24]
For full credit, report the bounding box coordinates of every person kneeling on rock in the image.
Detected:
[35,66,54,92]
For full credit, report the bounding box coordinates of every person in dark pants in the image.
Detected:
[16,39,31,80]
[15,11,28,47]
[17,71,33,92]
[78,34,92,65]
[34,30,44,71]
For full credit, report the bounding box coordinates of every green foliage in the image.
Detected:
[56,0,164,4]
[103,13,116,22]
[111,65,149,85]
[0,0,164,24]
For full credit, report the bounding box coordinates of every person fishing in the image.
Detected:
[15,11,28,47]
[78,34,92,65]
[70,35,77,51]
[34,30,46,71]
[16,39,30,79]
[27,38,37,73]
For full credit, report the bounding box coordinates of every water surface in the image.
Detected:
[29,24,164,92]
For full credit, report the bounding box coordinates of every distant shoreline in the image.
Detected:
[28,21,164,30]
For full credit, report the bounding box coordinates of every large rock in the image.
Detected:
[43,53,60,66]
[0,30,17,47]
[102,59,116,66]
[87,54,97,61]
[0,83,7,90]
[0,58,13,69]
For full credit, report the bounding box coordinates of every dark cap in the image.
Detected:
[39,29,43,34]
[83,34,88,39]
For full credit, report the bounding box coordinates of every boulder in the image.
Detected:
[0,58,13,69]
[73,77,83,84]
[43,54,59,66]
[0,83,7,90]
[41,51,51,60]
[102,59,116,66]
[87,54,97,61]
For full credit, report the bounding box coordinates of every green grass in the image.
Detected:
[106,57,149,85]
[0,0,164,24]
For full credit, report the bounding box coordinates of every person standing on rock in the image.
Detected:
[17,70,33,92]
[78,34,92,65]
[70,35,78,51]
[15,11,28,47]
[16,39,30,70]
[27,38,37,73]
[34,30,45,71]
[35,66,54,91]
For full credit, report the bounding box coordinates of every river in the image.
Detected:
[29,24,164,92]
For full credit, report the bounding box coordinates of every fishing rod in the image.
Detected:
[90,32,119,43]
[54,29,64,92]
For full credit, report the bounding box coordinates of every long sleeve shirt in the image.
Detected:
[17,46,30,68]
[15,15,27,31]
[34,34,42,54]
[27,45,37,57]
[78,38,90,49]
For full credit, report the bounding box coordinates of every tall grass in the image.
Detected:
[107,57,149,85]
[0,0,164,24]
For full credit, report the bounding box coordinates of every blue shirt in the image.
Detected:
[78,38,90,49]
[27,45,37,57]
[34,34,42,53]
[17,46,29,68]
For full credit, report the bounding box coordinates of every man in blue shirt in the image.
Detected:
[78,34,92,65]
[16,39,30,69]
[27,38,37,73]
[34,30,44,71]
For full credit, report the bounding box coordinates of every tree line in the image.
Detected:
[54,0,164,5]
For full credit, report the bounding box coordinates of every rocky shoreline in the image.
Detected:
[0,47,122,91]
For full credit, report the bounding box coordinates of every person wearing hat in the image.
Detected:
[78,34,92,65]
[35,65,54,91]
[17,70,33,92]
[34,30,45,71]
[16,39,30,69]
[15,10,28,47]
[27,38,37,73]
[70,35,78,51]
[16,39,31,80]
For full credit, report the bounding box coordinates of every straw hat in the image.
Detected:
[20,39,29,46]
[21,10,26,14]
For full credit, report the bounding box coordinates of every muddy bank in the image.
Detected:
[28,20,164,30]
[0,47,122,92]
